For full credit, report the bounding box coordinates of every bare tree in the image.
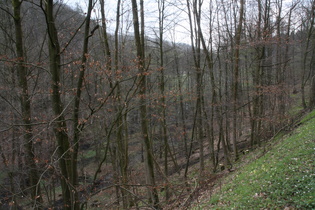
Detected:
[12,0,42,208]
[232,0,244,161]
[185,0,205,173]
[302,0,315,109]
[131,0,160,208]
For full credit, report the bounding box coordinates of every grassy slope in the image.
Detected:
[194,110,315,209]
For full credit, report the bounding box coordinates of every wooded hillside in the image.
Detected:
[0,0,314,209]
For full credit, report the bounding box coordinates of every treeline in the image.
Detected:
[0,0,314,209]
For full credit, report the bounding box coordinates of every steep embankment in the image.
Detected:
[192,110,315,209]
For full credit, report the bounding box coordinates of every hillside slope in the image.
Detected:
[192,110,315,209]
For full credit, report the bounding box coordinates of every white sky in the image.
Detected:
[63,0,301,46]
[63,0,194,44]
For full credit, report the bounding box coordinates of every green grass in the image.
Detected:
[197,110,315,209]
[81,149,96,159]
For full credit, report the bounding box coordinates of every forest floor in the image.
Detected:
[78,109,315,209]
[2,110,314,209]
[185,109,315,209]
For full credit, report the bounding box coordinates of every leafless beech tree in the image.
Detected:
[0,0,311,209]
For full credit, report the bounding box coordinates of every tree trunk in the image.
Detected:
[173,43,189,158]
[196,2,218,170]
[72,0,93,186]
[186,0,205,172]
[12,0,42,208]
[251,0,269,147]
[71,0,94,208]
[302,1,315,109]
[45,1,73,208]
[130,0,160,208]
[157,0,170,201]
[232,0,244,161]
[310,75,315,110]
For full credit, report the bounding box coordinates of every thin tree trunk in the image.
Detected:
[157,0,170,201]
[173,44,188,157]
[114,0,131,207]
[71,1,97,209]
[310,75,315,110]
[72,2,94,208]
[196,2,219,170]
[12,0,42,208]
[302,1,315,109]
[232,0,244,161]
[251,0,269,147]
[130,0,160,208]
[101,0,131,206]
[186,0,205,172]
[45,1,73,208]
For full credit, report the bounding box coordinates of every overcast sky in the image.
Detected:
[62,0,299,46]
[62,0,193,44]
